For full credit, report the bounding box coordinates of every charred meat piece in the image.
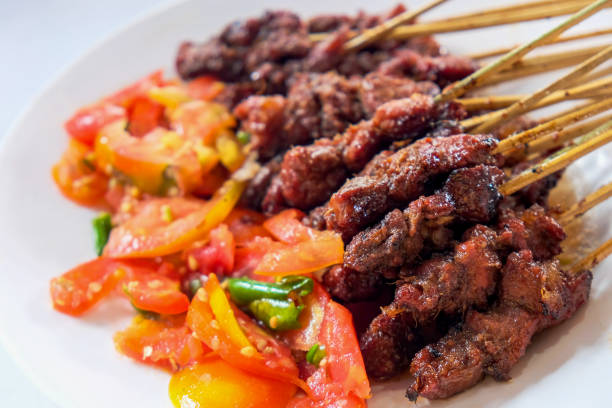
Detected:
[377,49,480,87]
[275,94,467,213]
[176,7,453,97]
[406,250,592,400]
[328,165,504,301]
[360,204,566,380]
[326,133,497,240]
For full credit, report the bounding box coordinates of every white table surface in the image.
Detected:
[0,1,167,406]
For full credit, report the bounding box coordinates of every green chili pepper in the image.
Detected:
[92,212,113,256]
[131,303,160,320]
[188,277,203,298]
[227,276,313,306]
[236,130,251,145]
[248,298,303,331]
[306,344,326,367]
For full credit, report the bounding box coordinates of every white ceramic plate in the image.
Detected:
[1,1,611,407]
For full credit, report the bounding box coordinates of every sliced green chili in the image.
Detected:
[236,130,251,145]
[92,212,113,256]
[306,344,326,367]
[227,276,313,306]
[248,298,303,331]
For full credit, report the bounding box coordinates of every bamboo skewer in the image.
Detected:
[391,0,610,41]
[480,44,610,86]
[493,98,612,155]
[558,181,612,225]
[570,236,612,273]
[475,45,612,133]
[499,121,612,195]
[469,28,612,60]
[527,113,612,156]
[436,0,587,23]
[458,76,612,111]
[434,0,611,103]
[461,77,612,127]
[342,0,448,52]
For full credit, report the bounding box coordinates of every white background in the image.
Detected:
[0,1,167,406]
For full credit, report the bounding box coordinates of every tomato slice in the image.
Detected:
[225,208,270,245]
[64,104,126,146]
[106,70,166,108]
[95,121,203,194]
[184,224,235,276]
[49,258,159,316]
[103,179,244,258]
[114,314,206,371]
[187,274,308,392]
[127,96,166,137]
[186,76,225,101]
[169,356,296,408]
[171,100,235,146]
[52,139,109,207]
[283,282,329,352]
[263,209,315,244]
[123,274,190,315]
[234,237,285,280]
[255,232,344,277]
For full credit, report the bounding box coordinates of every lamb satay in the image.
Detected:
[360,203,566,380]
[324,132,497,240]
[274,94,465,212]
[237,74,444,211]
[406,248,594,401]
[324,164,505,301]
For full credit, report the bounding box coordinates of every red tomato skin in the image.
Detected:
[127,96,166,137]
[124,274,190,315]
[64,104,126,146]
[186,76,224,101]
[114,315,206,372]
[185,224,235,276]
[106,70,165,107]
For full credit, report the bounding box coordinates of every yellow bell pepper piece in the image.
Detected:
[148,86,192,110]
[208,274,253,349]
[216,132,245,172]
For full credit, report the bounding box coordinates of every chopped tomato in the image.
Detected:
[225,208,270,245]
[49,258,159,316]
[171,100,235,146]
[103,179,244,258]
[192,164,228,197]
[169,356,296,408]
[283,282,330,352]
[127,96,166,137]
[187,274,308,392]
[64,104,126,146]
[123,274,190,315]
[255,231,344,277]
[234,237,285,280]
[95,121,203,194]
[114,314,206,371]
[263,209,317,244]
[52,139,109,207]
[186,76,225,101]
[106,70,166,108]
[184,224,235,276]
[285,283,370,407]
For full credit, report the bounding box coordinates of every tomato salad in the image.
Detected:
[50,71,370,408]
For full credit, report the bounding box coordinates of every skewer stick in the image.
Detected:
[458,76,612,111]
[342,0,448,52]
[308,0,594,43]
[479,44,609,86]
[499,121,612,195]
[570,236,612,273]
[493,98,612,155]
[527,113,612,155]
[558,181,612,225]
[461,77,612,127]
[469,28,612,60]
[435,0,590,23]
[475,45,612,133]
[434,0,611,102]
